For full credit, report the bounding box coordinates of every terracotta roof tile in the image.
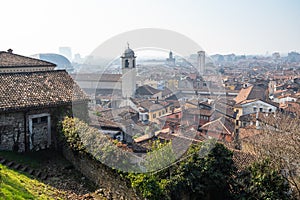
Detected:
[162,87,173,97]
[200,117,235,135]
[137,99,171,112]
[0,70,88,112]
[0,51,55,68]
[71,73,121,82]
[234,86,253,104]
[136,85,160,96]
[234,85,266,104]
[185,108,214,116]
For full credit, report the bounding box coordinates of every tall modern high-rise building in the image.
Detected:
[197,51,205,76]
[59,47,72,62]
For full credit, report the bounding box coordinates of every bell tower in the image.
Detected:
[197,50,205,76]
[121,43,136,98]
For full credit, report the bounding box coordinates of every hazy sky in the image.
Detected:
[1,0,300,57]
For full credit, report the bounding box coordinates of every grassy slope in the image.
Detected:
[0,164,65,200]
[0,150,57,169]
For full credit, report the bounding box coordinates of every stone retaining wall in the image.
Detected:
[62,146,141,200]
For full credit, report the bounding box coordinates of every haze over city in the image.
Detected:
[2,0,300,199]
[1,0,300,57]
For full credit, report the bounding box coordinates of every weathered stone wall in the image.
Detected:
[0,112,25,151]
[0,105,76,152]
[62,146,141,200]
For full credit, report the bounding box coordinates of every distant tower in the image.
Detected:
[169,51,173,60]
[197,51,205,75]
[166,50,175,66]
[121,43,136,98]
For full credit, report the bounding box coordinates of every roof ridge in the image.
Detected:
[0,51,56,67]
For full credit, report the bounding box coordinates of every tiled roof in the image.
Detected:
[138,99,170,112]
[135,85,160,96]
[280,102,300,116]
[71,73,122,82]
[236,98,279,108]
[185,108,214,116]
[239,126,262,140]
[200,117,235,135]
[0,70,88,112]
[162,87,173,97]
[134,133,153,143]
[234,85,266,104]
[248,86,266,100]
[215,102,236,118]
[0,51,55,68]
[185,99,199,107]
[234,86,253,104]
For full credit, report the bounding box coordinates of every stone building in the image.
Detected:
[0,50,88,152]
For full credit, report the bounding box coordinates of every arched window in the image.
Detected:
[125,59,129,68]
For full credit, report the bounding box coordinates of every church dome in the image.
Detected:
[123,47,135,57]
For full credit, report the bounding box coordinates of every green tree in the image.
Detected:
[168,142,236,200]
[234,159,291,200]
[126,173,168,200]
[142,140,177,172]
[60,116,85,152]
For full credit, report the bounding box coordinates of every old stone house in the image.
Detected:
[0,50,88,152]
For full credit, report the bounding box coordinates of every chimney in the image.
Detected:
[7,49,13,53]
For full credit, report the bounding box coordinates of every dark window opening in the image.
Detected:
[32,118,38,124]
[41,116,47,123]
[125,59,129,68]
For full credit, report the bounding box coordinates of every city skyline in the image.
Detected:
[1,0,300,57]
